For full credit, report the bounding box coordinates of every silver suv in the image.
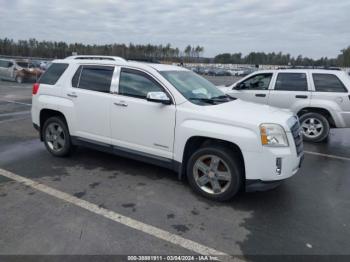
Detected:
[0,58,43,83]
[222,69,350,142]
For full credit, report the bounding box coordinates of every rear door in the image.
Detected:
[0,60,7,79]
[311,72,350,127]
[67,65,114,144]
[268,72,311,110]
[0,60,13,80]
[226,73,273,104]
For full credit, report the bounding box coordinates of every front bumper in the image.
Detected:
[245,179,283,192]
[243,132,303,182]
[245,154,303,192]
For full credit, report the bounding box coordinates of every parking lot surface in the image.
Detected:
[0,80,350,259]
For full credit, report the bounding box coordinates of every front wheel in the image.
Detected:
[186,145,242,201]
[43,117,72,157]
[300,112,330,143]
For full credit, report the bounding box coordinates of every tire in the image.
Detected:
[299,112,330,143]
[15,76,23,84]
[186,145,243,201]
[42,116,72,157]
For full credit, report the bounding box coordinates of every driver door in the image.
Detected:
[226,73,273,104]
[110,68,176,159]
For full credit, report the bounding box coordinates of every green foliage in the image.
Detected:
[0,38,203,62]
[214,49,349,67]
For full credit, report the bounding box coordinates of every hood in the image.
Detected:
[201,99,295,132]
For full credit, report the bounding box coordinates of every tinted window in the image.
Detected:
[78,66,113,93]
[240,73,272,90]
[313,74,347,93]
[39,63,69,85]
[0,60,11,68]
[275,73,308,91]
[119,69,163,98]
[72,66,82,87]
[16,62,29,68]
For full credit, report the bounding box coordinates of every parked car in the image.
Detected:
[220,69,350,142]
[32,55,303,201]
[0,58,43,83]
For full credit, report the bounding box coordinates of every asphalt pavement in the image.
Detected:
[0,79,349,260]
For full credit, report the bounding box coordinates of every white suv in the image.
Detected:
[32,56,303,201]
[221,69,350,142]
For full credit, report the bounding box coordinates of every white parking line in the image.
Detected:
[0,117,30,124]
[0,100,31,106]
[304,151,350,161]
[0,168,230,257]
[0,110,30,117]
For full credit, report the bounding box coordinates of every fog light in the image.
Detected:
[276,157,282,175]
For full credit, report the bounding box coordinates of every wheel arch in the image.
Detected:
[297,107,336,128]
[179,136,245,182]
[39,109,69,141]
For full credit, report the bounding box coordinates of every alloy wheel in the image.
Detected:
[193,154,232,195]
[45,122,66,152]
[301,117,324,139]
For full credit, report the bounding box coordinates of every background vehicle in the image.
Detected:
[32,56,303,201]
[0,58,43,83]
[222,69,350,142]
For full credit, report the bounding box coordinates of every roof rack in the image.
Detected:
[128,58,161,64]
[64,55,126,62]
[277,66,341,71]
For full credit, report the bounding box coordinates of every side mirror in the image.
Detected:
[146,92,171,105]
[234,82,244,90]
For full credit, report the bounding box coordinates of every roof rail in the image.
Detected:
[64,55,127,62]
[277,66,341,71]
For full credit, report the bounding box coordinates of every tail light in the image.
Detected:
[32,83,40,95]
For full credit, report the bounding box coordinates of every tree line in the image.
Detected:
[214,48,350,67]
[0,38,204,62]
[0,38,349,67]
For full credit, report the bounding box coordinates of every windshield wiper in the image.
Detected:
[211,94,236,101]
[188,97,217,104]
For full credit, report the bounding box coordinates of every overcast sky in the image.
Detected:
[0,0,349,58]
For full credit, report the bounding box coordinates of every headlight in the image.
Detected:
[260,124,289,147]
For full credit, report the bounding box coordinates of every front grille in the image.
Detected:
[290,120,304,156]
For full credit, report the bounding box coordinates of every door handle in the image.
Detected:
[114,101,128,107]
[67,93,78,98]
[255,94,266,97]
[295,95,308,99]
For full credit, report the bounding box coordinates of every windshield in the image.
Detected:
[160,70,234,105]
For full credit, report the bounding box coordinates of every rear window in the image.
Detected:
[312,74,347,93]
[77,66,114,93]
[275,73,308,91]
[39,63,68,85]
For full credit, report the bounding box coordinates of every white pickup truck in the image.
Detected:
[221,69,350,142]
[32,56,303,201]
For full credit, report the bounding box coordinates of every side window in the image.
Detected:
[39,63,69,85]
[72,66,82,87]
[275,73,308,91]
[77,66,114,93]
[0,60,9,68]
[240,73,272,90]
[119,68,163,98]
[313,74,347,93]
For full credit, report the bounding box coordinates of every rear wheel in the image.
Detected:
[15,75,23,84]
[300,112,330,142]
[43,117,72,157]
[186,145,242,201]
